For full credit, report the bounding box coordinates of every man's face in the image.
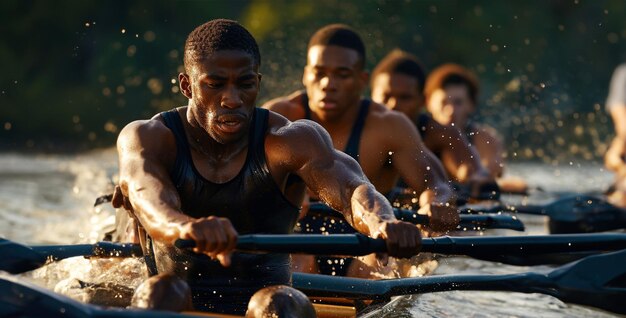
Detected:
[371,72,423,119]
[426,84,474,127]
[181,50,261,144]
[302,45,367,122]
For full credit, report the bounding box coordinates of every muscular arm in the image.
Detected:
[427,122,491,183]
[267,116,420,257]
[387,113,455,205]
[384,113,459,231]
[268,119,394,235]
[473,126,505,178]
[117,120,189,244]
[117,120,237,265]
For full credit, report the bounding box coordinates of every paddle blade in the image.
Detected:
[545,195,626,233]
[0,238,46,274]
[546,249,626,314]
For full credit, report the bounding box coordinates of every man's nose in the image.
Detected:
[221,86,243,109]
[320,75,337,91]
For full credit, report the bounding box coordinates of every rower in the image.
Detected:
[262,24,459,278]
[370,49,498,199]
[423,63,528,194]
[113,19,422,315]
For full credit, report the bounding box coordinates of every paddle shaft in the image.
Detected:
[30,242,143,260]
[30,242,142,260]
[175,233,626,256]
[293,271,550,300]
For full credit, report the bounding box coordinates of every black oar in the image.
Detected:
[463,194,626,234]
[6,233,625,274]
[308,202,525,231]
[0,275,203,318]
[175,233,626,264]
[0,238,143,274]
[293,249,626,315]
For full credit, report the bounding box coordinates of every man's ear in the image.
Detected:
[179,73,192,99]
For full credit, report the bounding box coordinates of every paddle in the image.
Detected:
[463,194,626,234]
[6,233,624,274]
[0,275,203,318]
[174,233,626,264]
[292,249,626,315]
[308,202,525,231]
[0,238,143,274]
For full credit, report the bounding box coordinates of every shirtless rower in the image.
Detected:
[423,63,528,193]
[370,49,498,198]
[263,24,458,277]
[113,19,422,315]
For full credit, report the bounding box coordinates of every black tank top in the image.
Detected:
[301,93,371,163]
[415,112,431,139]
[148,107,300,314]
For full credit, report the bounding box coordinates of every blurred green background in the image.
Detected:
[1,0,625,164]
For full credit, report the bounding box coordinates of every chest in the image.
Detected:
[189,147,249,184]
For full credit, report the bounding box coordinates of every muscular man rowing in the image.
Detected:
[114,19,421,315]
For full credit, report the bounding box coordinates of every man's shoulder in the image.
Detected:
[118,112,175,152]
[262,90,306,121]
[366,100,415,128]
[471,123,503,144]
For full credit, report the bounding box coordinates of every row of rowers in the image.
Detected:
[111,20,529,316]
[259,24,526,278]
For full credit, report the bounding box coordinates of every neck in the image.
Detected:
[309,99,362,133]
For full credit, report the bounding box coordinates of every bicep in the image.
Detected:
[277,122,366,210]
[117,123,181,212]
[390,122,444,192]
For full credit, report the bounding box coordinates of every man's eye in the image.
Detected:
[337,72,351,78]
[240,82,255,89]
[207,83,223,89]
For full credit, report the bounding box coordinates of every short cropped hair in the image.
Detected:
[371,49,426,93]
[184,19,261,73]
[424,63,480,105]
[307,24,366,69]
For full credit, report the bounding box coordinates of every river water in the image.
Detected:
[0,150,622,317]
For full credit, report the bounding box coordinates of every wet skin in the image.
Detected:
[263,44,459,233]
[115,49,423,269]
[371,72,494,185]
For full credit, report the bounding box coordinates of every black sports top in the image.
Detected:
[301,93,371,163]
[148,107,300,315]
[415,113,432,139]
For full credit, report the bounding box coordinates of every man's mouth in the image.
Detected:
[319,98,338,110]
[216,114,246,133]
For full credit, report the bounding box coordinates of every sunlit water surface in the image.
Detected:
[0,150,622,317]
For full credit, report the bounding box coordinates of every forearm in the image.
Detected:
[419,153,457,205]
[122,179,191,244]
[346,183,396,236]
